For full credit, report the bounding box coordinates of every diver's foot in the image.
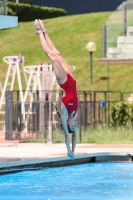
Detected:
[34,19,43,35]
[39,19,46,33]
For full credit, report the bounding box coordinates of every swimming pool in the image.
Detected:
[0,162,133,200]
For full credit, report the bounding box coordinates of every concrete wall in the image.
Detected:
[33,0,124,15]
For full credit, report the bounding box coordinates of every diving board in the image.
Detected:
[0,15,18,29]
[0,0,18,29]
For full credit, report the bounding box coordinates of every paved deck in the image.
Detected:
[0,143,133,173]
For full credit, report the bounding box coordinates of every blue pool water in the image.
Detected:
[0,162,133,200]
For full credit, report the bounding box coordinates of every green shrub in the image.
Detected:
[111,102,133,127]
[7,2,66,22]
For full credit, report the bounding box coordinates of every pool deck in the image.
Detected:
[0,143,133,173]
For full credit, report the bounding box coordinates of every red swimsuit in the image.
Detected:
[58,73,78,116]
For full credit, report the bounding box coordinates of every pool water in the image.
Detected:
[0,162,133,200]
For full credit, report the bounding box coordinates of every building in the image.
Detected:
[33,0,124,15]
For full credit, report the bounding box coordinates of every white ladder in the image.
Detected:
[0,81,2,95]
[23,65,42,103]
[0,55,25,111]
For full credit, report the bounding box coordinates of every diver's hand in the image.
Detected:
[67,152,75,160]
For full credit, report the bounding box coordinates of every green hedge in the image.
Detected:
[8,2,66,22]
[111,102,133,127]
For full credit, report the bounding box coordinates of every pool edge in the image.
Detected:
[0,152,132,175]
